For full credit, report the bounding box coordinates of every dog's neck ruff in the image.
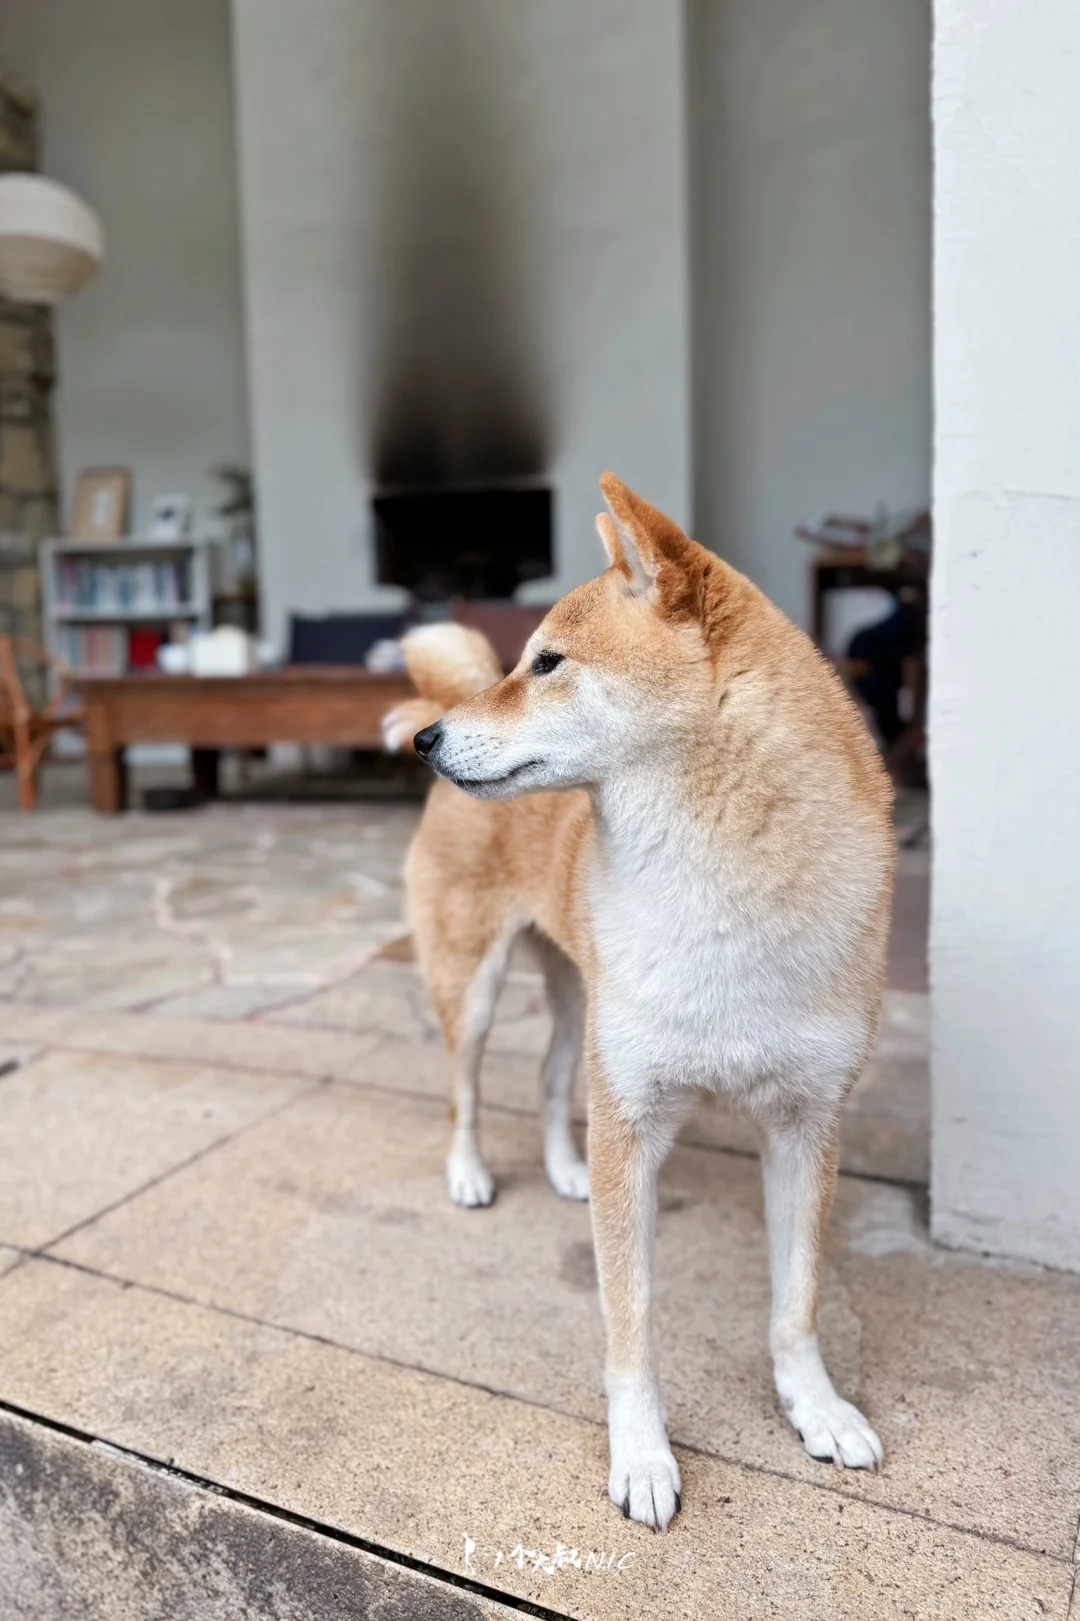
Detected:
[590,739,731,889]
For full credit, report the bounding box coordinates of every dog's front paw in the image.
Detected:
[789,1391,883,1470]
[447,1151,495,1208]
[775,1344,883,1470]
[608,1450,682,1531]
[605,1372,681,1530]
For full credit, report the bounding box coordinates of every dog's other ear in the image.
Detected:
[595,512,654,593]
[595,504,656,595]
[599,473,703,622]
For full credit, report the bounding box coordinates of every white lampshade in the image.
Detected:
[0,172,104,304]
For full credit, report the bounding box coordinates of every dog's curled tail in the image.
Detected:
[381,624,502,754]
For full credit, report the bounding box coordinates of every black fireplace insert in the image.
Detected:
[373,485,553,601]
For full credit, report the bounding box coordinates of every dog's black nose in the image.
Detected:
[413,722,443,761]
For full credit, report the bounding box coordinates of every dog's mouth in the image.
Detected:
[447,759,544,793]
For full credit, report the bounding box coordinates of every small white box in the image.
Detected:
[190,626,255,677]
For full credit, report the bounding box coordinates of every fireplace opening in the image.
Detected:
[372,485,552,602]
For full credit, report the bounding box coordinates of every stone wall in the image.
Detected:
[0,76,59,654]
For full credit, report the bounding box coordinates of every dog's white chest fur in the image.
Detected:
[588,806,867,1117]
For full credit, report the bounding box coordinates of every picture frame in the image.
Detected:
[70,467,131,543]
[148,492,192,542]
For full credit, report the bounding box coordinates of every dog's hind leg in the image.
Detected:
[532,932,589,1200]
[436,933,515,1208]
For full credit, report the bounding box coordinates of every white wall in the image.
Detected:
[690,0,931,627]
[230,0,690,649]
[0,0,249,536]
[931,0,1080,1271]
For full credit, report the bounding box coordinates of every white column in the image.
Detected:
[931,0,1080,1270]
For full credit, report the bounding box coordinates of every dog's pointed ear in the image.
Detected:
[599,473,697,608]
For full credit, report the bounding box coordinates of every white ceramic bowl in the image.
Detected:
[157,644,190,675]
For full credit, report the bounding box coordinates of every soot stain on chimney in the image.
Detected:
[360,6,551,489]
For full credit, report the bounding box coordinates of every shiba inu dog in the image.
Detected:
[383,475,894,1530]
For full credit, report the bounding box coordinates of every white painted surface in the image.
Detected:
[689,0,931,626]
[0,0,249,534]
[230,0,690,648]
[931,0,1080,1270]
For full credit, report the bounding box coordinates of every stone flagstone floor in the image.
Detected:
[0,791,1077,1619]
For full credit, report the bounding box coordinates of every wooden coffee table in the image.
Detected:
[79,668,415,813]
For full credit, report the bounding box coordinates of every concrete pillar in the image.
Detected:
[931,0,1080,1270]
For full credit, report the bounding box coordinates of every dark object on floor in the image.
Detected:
[143,786,197,812]
[0,1058,18,1079]
[288,613,409,666]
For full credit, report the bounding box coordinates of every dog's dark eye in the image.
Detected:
[530,650,564,677]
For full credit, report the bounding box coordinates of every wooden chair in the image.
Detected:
[0,634,84,810]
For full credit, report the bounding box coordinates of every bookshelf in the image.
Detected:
[41,537,215,678]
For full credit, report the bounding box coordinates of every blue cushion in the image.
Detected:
[288,614,408,666]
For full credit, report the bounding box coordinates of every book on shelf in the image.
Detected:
[128,628,164,670]
[53,555,192,614]
[56,624,130,675]
[55,624,169,676]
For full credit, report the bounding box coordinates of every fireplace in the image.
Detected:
[372,484,552,602]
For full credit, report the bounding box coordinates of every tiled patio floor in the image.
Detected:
[0,791,1076,1618]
